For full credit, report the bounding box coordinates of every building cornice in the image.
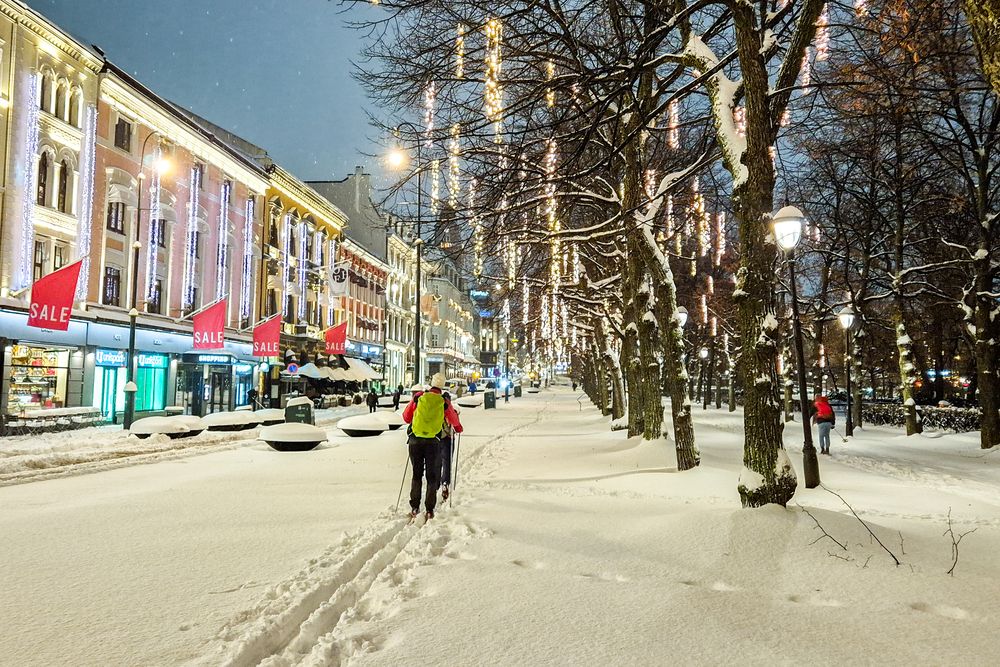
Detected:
[267,165,348,234]
[102,72,270,193]
[3,1,104,72]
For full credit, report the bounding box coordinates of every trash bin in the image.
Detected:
[513,384,522,398]
[484,390,496,410]
[285,396,315,425]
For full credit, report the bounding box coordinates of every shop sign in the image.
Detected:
[27,260,83,331]
[183,353,233,365]
[137,354,168,369]
[193,299,227,350]
[95,348,127,367]
[234,364,254,374]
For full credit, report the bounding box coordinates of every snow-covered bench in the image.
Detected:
[130,415,206,439]
[371,411,405,431]
[337,414,389,437]
[202,411,260,432]
[258,423,328,451]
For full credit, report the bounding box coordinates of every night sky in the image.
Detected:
[28,0,385,183]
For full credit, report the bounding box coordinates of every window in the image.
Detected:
[106,201,125,233]
[195,163,205,189]
[148,279,163,314]
[53,243,67,271]
[58,159,70,213]
[36,153,49,206]
[114,117,132,152]
[268,216,279,246]
[153,219,167,248]
[39,73,51,112]
[103,266,121,306]
[33,240,47,282]
[193,230,202,258]
[69,92,80,128]
[56,85,67,121]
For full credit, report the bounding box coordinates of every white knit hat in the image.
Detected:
[431,373,446,389]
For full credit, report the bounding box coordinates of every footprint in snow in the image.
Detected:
[511,559,547,570]
[787,594,842,607]
[910,602,970,620]
[575,572,631,583]
[680,580,739,592]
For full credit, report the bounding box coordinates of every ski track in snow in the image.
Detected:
[0,408,365,487]
[194,397,550,667]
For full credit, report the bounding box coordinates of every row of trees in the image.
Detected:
[351,0,999,507]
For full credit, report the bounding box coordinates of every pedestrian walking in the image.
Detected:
[401,373,463,520]
[392,384,403,411]
[813,395,836,455]
[366,389,378,413]
[572,381,578,392]
[247,387,259,411]
[504,382,510,403]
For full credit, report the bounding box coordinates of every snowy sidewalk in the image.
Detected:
[0,400,544,666]
[191,390,1000,666]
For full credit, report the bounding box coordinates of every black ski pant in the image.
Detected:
[408,436,441,513]
[439,436,453,487]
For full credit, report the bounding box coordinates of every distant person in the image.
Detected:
[366,389,378,413]
[247,388,259,411]
[813,395,835,455]
[392,384,403,411]
[504,382,510,403]
[402,373,463,521]
[469,381,478,395]
[572,381,578,392]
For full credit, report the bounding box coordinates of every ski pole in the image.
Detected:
[449,436,456,508]
[394,453,410,513]
[452,433,461,498]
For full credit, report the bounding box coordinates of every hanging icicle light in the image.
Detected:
[74,104,98,300]
[800,47,813,93]
[145,145,163,303]
[216,180,232,299]
[571,245,580,283]
[689,178,709,259]
[815,5,830,61]
[714,212,725,267]
[701,293,708,326]
[183,165,201,308]
[544,138,560,289]
[507,239,516,290]
[297,224,308,320]
[423,81,436,148]
[545,60,556,108]
[541,293,551,338]
[240,197,256,322]
[521,276,529,324]
[644,169,657,201]
[281,215,292,317]
[711,316,718,337]
[484,17,503,141]
[15,72,40,290]
[469,178,483,277]
[780,107,791,128]
[734,106,746,139]
[667,100,680,149]
[707,275,715,295]
[455,24,465,79]
[327,237,338,325]
[855,0,867,15]
[448,123,460,209]
[430,159,441,215]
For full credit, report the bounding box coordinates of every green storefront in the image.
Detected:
[93,348,169,420]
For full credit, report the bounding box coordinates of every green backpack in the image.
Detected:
[411,392,446,439]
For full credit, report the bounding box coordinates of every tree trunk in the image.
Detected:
[894,315,921,435]
[973,264,1000,448]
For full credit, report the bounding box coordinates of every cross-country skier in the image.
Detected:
[401,373,463,520]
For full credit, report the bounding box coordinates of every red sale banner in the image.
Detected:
[27,260,83,331]
[325,322,348,356]
[252,315,281,357]
[193,299,227,350]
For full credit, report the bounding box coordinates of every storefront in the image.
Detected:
[177,352,257,416]
[92,347,127,421]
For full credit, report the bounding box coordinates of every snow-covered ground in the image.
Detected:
[2,391,998,665]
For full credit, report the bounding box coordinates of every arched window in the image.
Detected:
[36,153,49,206]
[55,84,67,121]
[69,91,81,128]
[58,159,70,213]
[39,73,52,112]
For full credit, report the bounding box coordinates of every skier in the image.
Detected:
[812,395,836,455]
[392,384,403,411]
[366,389,378,413]
[402,373,463,520]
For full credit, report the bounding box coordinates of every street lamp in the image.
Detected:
[675,306,688,329]
[773,205,820,488]
[838,305,856,437]
[123,133,171,430]
[387,123,424,386]
[698,346,709,406]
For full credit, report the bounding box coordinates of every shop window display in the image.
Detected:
[7,345,71,411]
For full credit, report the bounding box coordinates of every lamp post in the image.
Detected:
[698,346,709,406]
[388,123,424,386]
[838,305,855,437]
[123,132,170,430]
[773,205,820,489]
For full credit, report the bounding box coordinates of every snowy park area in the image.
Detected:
[2,389,998,666]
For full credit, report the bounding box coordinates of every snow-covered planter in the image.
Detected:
[352,393,364,405]
[258,423,328,452]
[377,395,396,407]
[337,415,389,437]
[130,415,204,439]
[456,394,484,408]
[527,387,541,394]
[371,411,405,430]
[203,411,259,431]
[862,404,980,433]
[255,408,286,426]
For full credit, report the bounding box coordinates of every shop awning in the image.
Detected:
[344,356,382,381]
[296,363,324,379]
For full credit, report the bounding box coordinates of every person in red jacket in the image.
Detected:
[402,373,463,520]
[812,395,836,455]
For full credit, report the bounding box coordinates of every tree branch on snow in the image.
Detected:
[821,485,901,566]
[796,503,847,550]
[943,507,977,576]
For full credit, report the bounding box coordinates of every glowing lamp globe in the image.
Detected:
[772,206,806,251]
[387,148,408,170]
[838,305,855,330]
[699,347,709,360]
[676,306,689,329]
